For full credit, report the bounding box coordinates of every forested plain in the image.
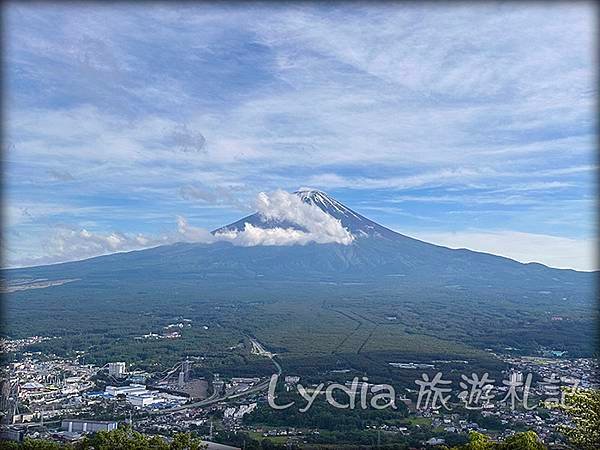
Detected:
[3,272,596,385]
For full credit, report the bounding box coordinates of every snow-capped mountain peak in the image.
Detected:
[214,189,401,240]
[294,189,361,220]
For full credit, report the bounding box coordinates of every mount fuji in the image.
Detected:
[6,189,594,299]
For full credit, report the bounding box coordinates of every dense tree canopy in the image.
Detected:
[450,431,545,450]
[552,387,600,450]
[0,427,206,450]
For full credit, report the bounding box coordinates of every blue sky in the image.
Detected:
[4,2,597,270]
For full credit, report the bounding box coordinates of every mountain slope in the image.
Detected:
[5,190,594,299]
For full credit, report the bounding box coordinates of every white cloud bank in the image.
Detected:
[11,226,175,267]
[215,190,354,246]
[179,190,354,247]
[408,230,598,272]
[10,190,354,267]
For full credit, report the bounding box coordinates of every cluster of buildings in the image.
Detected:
[0,419,120,444]
[2,332,598,448]
[223,377,261,396]
[223,403,257,422]
[135,332,181,340]
[1,353,97,425]
[395,356,599,446]
[134,319,198,341]
[503,356,599,389]
[0,340,185,430]
[164,319,193,330]
[0,336,55,354]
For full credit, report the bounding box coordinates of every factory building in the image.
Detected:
[105,384,147,397]
[61,419,118,433]
[127,394,158,407]
[104,384,187,409]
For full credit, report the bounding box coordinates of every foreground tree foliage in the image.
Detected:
[552,387,600,450]
[1,438,63,450]
[0,426,206,450]
[449,431,546,450]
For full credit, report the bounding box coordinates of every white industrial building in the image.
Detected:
[61,419,118,433]
[105,384,147,397]
[108,362,127,377]
[104,384,187,408]
[128,394,159,407]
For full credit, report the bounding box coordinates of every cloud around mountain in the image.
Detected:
[181,189,355,246]
[215,190,354,246]
[13,190,354,267]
